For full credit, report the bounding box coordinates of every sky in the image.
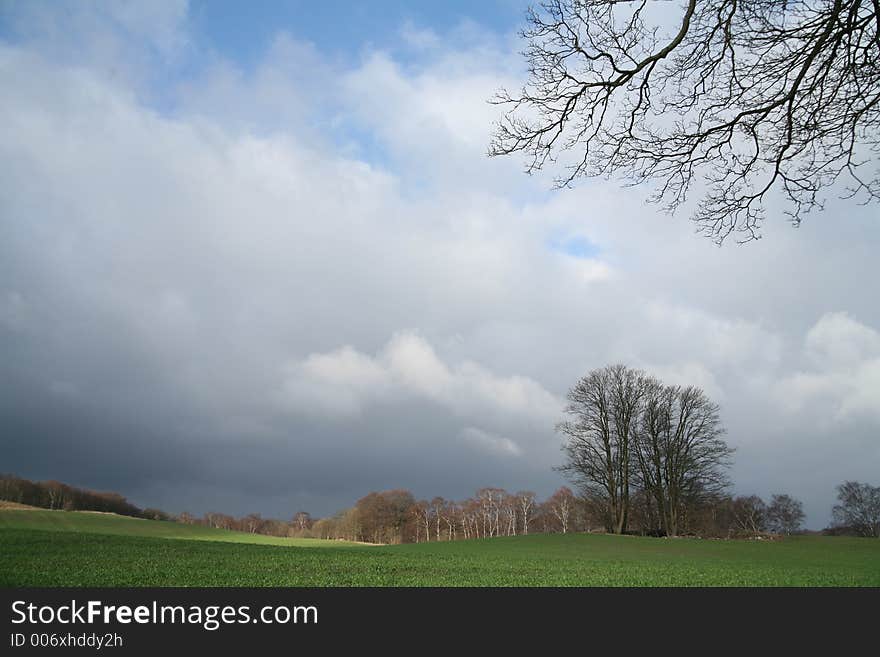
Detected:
[1,1,878,528]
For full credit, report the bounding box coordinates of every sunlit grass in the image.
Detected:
[1,511,877,586]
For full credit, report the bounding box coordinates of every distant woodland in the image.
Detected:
[2,473,877,543]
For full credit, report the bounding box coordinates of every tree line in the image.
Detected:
[0,474,144,518]
[184,482,878,543]
[1,472,877,542]
[306,487,581,544]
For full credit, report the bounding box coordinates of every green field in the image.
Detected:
[0,510,359,547]
[1,510,878,586]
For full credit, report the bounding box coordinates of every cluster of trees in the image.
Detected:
[552,364,879,540]
[556,364,734,536]
[296,487,830,543]
[0,474,309,535]
[0,473,314,537]
[0,474,143,517]
[136,488,588,544]
[831,481,880,538]
[719,494,805,536]
[175,510,313,538]
[305,486,590,544]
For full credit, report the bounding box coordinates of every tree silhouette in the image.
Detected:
[490,0,880,242]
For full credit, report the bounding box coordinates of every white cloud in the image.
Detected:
[460,427,523,457]
[805,312,880,370]
[774,313,880,422]
[399,21,442,51]
[303,346,392,389]
[384,332,455,399]
[646,361,725,401]
[560,256,614,283]
[642,301,783,371]
[279,332,563,427]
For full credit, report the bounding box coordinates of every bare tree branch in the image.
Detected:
[490,0,880,243]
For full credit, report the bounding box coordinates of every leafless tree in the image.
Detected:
[517,490,536,534]
[430,497,447,541]
[490,0,880,243]
[548,486,577,533]
[243,513,265,534]
[460,498,483,539]
[832,481,880,537]
[556,364,647,533]
[143,508,171,521]
[411,502,426,543]
[355,490,416,543]
[633,383,733,537]
[441,501,458,540]
[731,495,768,536]
[766,494,805,535]
[477,487,507,537]
[413,500,431,543]
[44,480,67,510]
[292,511,313,532]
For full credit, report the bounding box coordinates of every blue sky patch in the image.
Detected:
[188,0,530,70]
[548,235,601,259]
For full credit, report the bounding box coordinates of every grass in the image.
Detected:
[0,509,360,547]
[1,511,878,586]
[0,500,39,510]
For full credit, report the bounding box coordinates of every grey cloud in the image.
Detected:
[1,5,878,526]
